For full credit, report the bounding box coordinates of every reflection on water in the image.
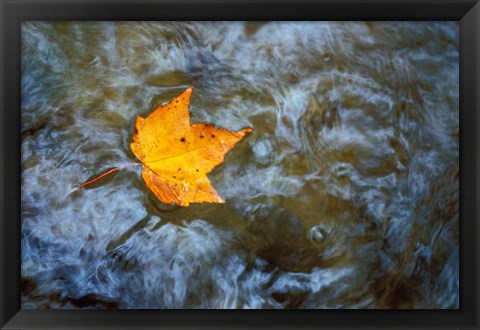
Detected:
[21,21,459,309]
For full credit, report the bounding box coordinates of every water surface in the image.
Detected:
[21,21,459,309]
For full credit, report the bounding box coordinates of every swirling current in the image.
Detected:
[21,21,459,309]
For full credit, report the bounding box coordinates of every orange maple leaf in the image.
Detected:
[76,86,253,207]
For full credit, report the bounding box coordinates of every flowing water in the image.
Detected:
[21,21,459,309]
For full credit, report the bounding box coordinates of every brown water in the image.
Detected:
[21,21,459,309]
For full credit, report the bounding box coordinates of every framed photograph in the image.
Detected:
[1,0,479,329]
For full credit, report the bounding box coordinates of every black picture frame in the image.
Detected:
[1,0,478,329]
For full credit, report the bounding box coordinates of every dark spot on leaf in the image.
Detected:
[196,169,199,172]
[178,168,181,171]
[180,137,186,142]
[200,135,204,138]
[211,134,215,138]
[173,176,176,178]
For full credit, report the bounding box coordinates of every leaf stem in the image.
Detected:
[74,162,143,190]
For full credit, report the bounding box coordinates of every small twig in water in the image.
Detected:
[71,162,143,192]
